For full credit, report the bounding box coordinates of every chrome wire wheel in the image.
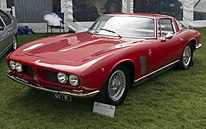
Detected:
[182,46,192,67]
[108,70,126,102]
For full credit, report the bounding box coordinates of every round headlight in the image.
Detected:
[57,72,68,84]
[9,60,16,70]
[69,74,79,86]
[15,62,23,72]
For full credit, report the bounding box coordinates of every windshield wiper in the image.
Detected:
[100,28,122,38]
[88,29,98,34]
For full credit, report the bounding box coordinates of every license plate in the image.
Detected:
[52,93,72,102]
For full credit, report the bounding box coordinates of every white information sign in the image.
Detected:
[93,102,116,117]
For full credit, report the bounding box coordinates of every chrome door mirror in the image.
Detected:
[161,32,174,42]
[165,33,174,39]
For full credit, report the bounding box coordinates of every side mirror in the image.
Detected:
[0,26,4,31]
[165,33,174,39]
[161,33,174,42]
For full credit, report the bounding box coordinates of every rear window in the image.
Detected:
[177,21,185,30]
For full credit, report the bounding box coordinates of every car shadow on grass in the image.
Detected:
[6,88,95,117]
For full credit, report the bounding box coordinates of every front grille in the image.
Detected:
[23,65,34,76]
[44,70,58,82]
[37,69,58,83]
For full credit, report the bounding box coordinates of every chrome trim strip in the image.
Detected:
[6,73,100,98]
[134,60,179,82]
[196,44,202,49]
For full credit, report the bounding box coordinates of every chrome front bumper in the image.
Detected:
[196,43,202,49]
[7,73,100,98]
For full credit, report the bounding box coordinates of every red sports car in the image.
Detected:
[6,13,201,105]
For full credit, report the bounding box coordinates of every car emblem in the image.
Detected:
[33,75,39,81]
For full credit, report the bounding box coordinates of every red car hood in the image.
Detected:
[20,32,136,63]
[8,32,148,73]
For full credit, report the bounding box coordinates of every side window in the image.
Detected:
[0,18,4,26]
[177,21,185,30]
[158,18,175,37]
[0,11,12,26]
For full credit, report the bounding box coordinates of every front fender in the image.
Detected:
[79,49,137,90]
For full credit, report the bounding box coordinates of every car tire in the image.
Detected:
[97,65,130,106]
[178,43,193,69]
[8,35,17,53]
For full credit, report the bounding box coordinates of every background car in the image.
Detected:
[0,9,18,58]
[6,13,201,106]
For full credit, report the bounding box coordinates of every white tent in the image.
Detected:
[1,0,205,33]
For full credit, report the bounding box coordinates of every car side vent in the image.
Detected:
[140,56,147,75]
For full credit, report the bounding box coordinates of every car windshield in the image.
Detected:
[89,15,155,38]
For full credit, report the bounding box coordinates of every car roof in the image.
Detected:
[105,13,174,19]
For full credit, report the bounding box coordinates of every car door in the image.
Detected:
[155,18,184,69]
[0,10,13,56]
[2,11,16,39]
[132,18,157,78]
[0,16,9,56]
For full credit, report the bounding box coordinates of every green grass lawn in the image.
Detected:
[0,29,206,129]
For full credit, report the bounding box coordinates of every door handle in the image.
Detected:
[149,49,152,56]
